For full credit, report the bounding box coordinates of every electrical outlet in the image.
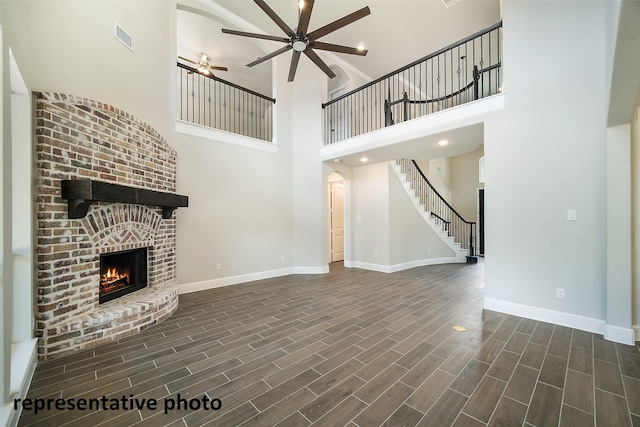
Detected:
[374,252,378,258]
[281,255,285,262]
[232,261,237,268]
[216,263,221,271]
[556,288,565,299]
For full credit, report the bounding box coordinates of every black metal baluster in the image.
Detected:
[480,34,484,98]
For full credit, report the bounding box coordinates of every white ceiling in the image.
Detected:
[177,0,501,96]
[325,123,485,167]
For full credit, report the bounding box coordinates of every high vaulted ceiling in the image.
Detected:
[177,0,501,96]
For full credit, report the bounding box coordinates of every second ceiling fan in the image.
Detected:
[222,0,370,82]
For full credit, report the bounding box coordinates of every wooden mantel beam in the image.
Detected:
[61,179,189,219]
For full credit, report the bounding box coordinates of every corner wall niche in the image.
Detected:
[34,91,184,360]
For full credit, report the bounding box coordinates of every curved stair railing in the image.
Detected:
[396,159,476,258]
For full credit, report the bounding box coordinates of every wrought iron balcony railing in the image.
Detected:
[177,63,275,142]
[322,22,502,144]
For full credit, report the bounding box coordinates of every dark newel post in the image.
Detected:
[384,86,394,127]
[468,223,475,256]
[473,65,480,100]
[384,99,392,126]
[403,92,409,122]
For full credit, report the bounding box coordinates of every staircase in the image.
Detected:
[391,159,477,263]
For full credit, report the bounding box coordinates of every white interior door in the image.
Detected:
[330,181,345,262]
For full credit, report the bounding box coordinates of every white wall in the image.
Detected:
[606,124,632,337]
[172,130,294,286]
[450,146,484,222]
[484,0,611,333]
[290,58,329,272]
[352,162,390,266]
[1,0,174,138]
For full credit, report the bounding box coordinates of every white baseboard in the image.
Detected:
[351,257,463,274]
[389,257,465,272]
[179,266,329,294]
[631,324,639,342]
[484,298,635,345]
[605,324,636,345]
[349,262,392,273]
[292,266,330,274]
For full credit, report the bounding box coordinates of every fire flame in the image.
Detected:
[100,267,130,293]
[104,267,125,280]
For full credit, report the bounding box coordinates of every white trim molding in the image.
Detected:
[5,339,38,427]
[484,298,635,345]
[179,266,329,294]
[179,268,293,294]
[175,120,278,153]
[351,257,463,274]
[292,266,330,275]
[604,324,636,345]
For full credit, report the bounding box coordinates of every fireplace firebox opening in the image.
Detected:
[99,248,148,304]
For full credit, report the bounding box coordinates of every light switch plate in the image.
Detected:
[567,210,577,221]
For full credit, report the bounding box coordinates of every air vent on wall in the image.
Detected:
[115,23,134,51]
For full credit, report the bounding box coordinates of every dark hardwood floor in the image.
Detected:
[18,261,640,426]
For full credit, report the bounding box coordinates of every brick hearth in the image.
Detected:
[34,92,181,360]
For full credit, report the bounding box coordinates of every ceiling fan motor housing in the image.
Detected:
[292,37,309,52]
[221,0,370,81]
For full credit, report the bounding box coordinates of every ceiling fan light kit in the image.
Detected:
[222,0,370,82]
[178,53,228,76]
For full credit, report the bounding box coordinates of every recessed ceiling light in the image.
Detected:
[357,43,365,51]
[438,140,449,146]
[360,157,369,162]
[334,159,341,163]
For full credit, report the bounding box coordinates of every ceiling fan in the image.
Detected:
[221,0,370,82]
[178,52,228,76]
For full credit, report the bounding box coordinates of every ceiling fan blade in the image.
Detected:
[288,51,302,82]
[222,28,289,43]
[254,0,295,37]
[178,56,198,65]
[297,0,314,36]
[304,48,336,79]
[247,44,292,67]
[209,66,228,72]
[308,6,371,41]
[310,41,368,56]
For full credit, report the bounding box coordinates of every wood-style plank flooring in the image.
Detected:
[18,261,640,426]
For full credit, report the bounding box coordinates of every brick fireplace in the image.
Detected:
[35,92,185,360]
